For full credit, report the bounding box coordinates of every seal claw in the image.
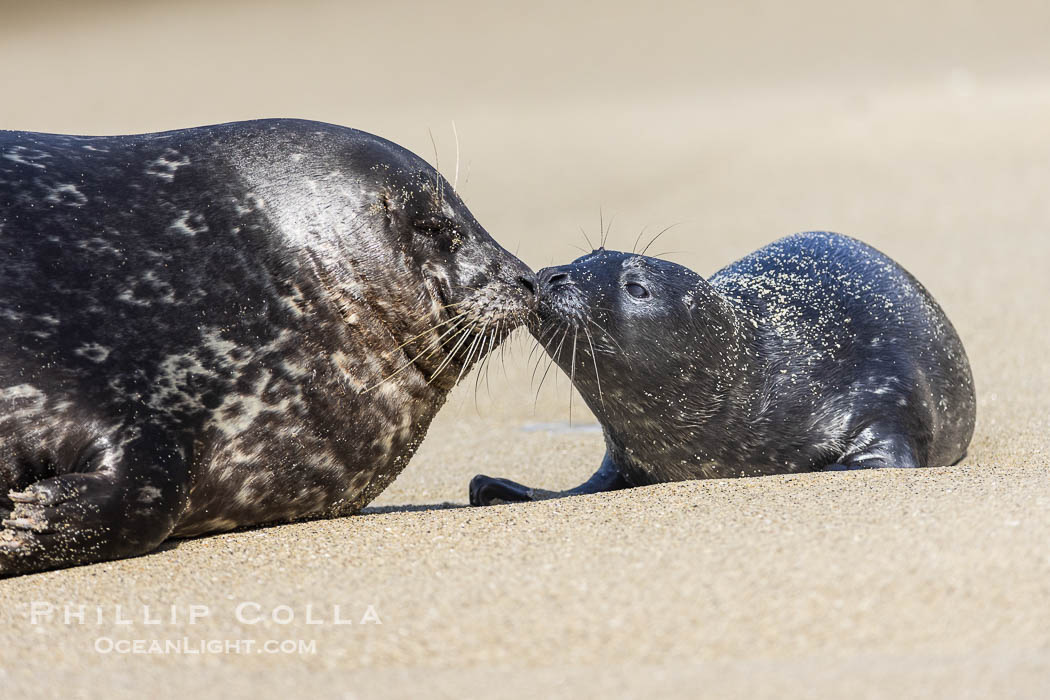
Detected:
[469,474,535,507]
[8,490,42,504]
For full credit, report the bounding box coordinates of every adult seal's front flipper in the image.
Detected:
[469,453,628,506]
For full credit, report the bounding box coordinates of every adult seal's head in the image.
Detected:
[470,232,976,505]
[228,121,539,391]
[0,119,536,576]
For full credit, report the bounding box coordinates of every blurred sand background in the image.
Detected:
[2,0,1049,697]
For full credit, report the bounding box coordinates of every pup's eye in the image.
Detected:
[413,214,454,234]
[625,282,650,299]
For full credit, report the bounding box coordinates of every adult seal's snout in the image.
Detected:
[515,272,540,303]
[0,118,533,576]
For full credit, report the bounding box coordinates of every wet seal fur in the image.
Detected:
[471,232,975,505]
[0,119,537,576]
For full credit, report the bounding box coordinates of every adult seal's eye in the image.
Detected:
[412,214,453,235]
[625,282,650,299]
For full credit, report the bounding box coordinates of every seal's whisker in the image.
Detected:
[501,320,512,371]
[451,328,486,388]
[480,324,498,396]
[452,120,461,193]
[479,328,495,396]
[640,222,680,257]
[582,323,605,409]
[364,315,472,392]
[391,311,468,353]
[496,321,507,376]
[368,320,468,391]
[466,330,489,393]
[582,315,627,356]
[575,316,621,356]
[403,313,471,360]
[534,355,558,410]
[428,331,471,386]
[552,325,570,365]
[579,226,595,251]
[535,327,569,405]
[531,325,561,384]
[472,325,493,410]
[601,211,615,249]
[401,316,475,385]
[429,322,478,385]
[498,321,515,379]
[449,335,475,388]
[529,323,561,384]
[528,322,557,360]
[568,326,579,424]
[428,127,442,206]
[631,225,650,254]
[529,341,546,386]
[527,322,555,364]
[529,347,547,389]
[482,322,499,396]
[526,340,545,405]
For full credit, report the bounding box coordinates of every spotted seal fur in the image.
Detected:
[470,232,975,504]
[0,119,537,575]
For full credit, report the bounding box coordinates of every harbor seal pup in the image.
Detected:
[470,232,975,505]
[0,118,537,576]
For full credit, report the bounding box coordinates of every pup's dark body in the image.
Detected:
[471,232,975,505]
[0,119,535,575]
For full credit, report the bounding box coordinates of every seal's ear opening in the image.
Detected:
[686,279,744,350]
[685,277,730,324]
[684,279,713,313]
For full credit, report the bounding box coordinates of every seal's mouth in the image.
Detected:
[403,270,537,390]
[454,281,535,332]
[422,269,454,316]
[421,263,536,328]
[532,286,586,332]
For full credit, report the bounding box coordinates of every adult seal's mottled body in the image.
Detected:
[471,232,975,505]
[0,119,536,575]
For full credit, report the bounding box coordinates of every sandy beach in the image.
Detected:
[1,1,1049,697]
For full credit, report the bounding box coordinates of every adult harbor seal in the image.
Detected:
[470,232,975,505]
[0,119,537,576]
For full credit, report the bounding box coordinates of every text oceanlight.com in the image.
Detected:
[94,637,319,655]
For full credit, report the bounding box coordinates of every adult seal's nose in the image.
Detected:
[516,272,539,302]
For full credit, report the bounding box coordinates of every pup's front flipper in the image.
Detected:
[0,425,188,577]
[824,424,920,471]
[470,452,628,506]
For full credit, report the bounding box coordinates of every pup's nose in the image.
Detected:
[538,267,573,290]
